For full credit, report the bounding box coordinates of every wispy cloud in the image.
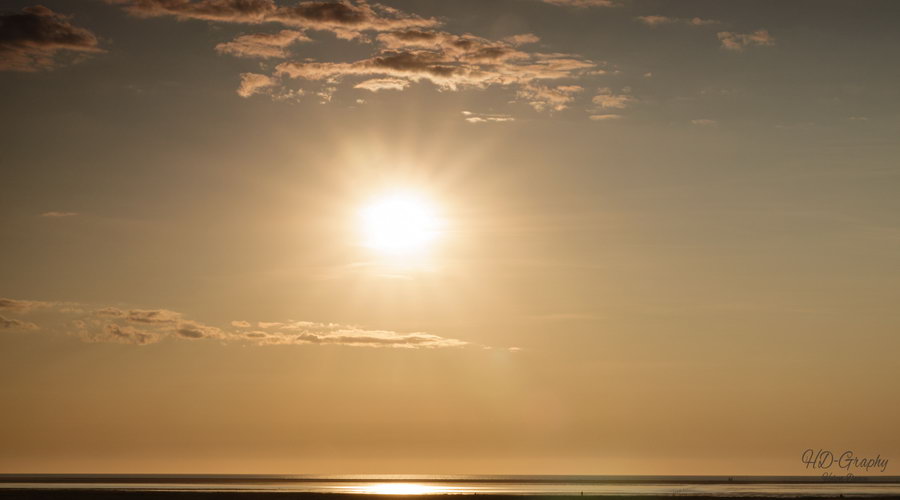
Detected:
[504,33,541,46]
[1,297,469,349]
[215,29,311,58]
[691,118,718,126]
[237,72,278,97]
[591,87,636,110]
[516,84,584,112]
[717,29,775,51]
[0,5,104,72]
[540,0,618,7]
[40,211,79,217]
[635,15,719,27]
[461,111,515,124]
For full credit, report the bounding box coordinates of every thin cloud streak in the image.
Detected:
[461,111,515,124]
[589,113,622,121]
[40,211,79,217]
[354,77,410,92]
[540,0,618,7]
[635,15,720,27]
[1,298,470,349]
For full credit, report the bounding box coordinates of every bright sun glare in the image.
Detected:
[360,483,448,495]
[360,192,441,255]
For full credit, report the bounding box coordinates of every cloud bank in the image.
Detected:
[274,30,597,110]
[107,0,599,113]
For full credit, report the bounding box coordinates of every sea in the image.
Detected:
[2,475,900,497]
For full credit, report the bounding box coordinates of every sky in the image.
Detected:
[1,0,899,476]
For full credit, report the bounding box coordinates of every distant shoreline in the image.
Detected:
[3,475,900,484]
[0,491,879,500]
[4,475,900,499]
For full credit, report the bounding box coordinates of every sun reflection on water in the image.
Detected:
[354,483,460,495]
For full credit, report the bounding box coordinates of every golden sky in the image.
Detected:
[1,0,899,475]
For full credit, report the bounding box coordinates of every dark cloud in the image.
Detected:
[275,38,597,109]
[0,5,103,72]
[108,0,438,38]
[106,0,276,23]
[107,1,598,112]
[0,315,38,330]
[375,30,529,62]
[0,298,50,312]
[174,320,225,339]
[176,328,206,339]
[99,323,160,345]
[270,0,438,37]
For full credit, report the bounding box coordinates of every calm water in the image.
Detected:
[3,475,900,496]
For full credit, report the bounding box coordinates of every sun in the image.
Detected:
[359,192,442,255]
